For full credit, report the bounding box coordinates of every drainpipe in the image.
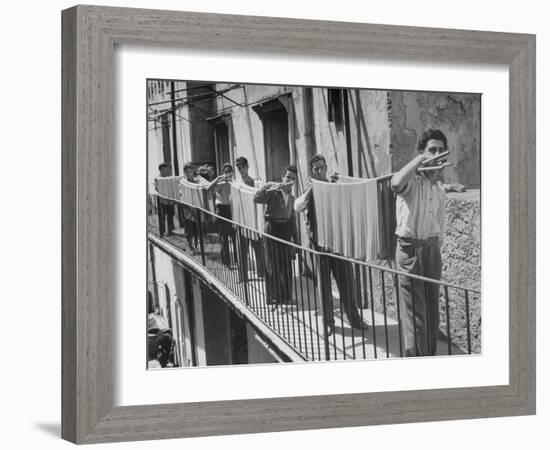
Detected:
[343,89,354,177]
[170,81,180,175]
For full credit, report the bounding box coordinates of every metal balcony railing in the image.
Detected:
[148,193,481,361]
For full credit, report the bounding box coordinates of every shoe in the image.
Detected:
[349,318,369,331]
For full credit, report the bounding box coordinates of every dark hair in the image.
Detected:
[183,163,195,172]
[284,165,298,176]
[235,156,248,167]
[158,162,170,170]
[417,129,448,152]
[309,154,327,170]
[222,162,233,172]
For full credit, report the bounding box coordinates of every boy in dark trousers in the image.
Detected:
[154,162,175,237]
[295,154,368,336]
[254,165,298,306]
[391,128,448,356]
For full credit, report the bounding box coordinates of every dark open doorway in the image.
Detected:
[214,120,231,170]
[253,99,291,182]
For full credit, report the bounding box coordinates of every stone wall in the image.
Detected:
[442,190,481,290]
[441,189,481,352]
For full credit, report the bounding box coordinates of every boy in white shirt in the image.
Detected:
[391,128,448,357]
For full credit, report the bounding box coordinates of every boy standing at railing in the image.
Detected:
[154,162,175,237]
[295,154,368,336]
[391,128,448,357]
[235,157,265,279]
[182,163,200,251]
[253,165,299,307]
[206,163,237,267]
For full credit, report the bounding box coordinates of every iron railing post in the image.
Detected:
[196,210,206,266]
[464,289,472,354]
[241,229,250,306]
[315,254,331,361]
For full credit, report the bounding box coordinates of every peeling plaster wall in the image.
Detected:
[310,88,349,174]
[213,82,287,180]
[390,91,481,187]
[347,89,392,177]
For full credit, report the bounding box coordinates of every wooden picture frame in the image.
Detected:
[61,5,536,444]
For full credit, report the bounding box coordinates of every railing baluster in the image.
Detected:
[291,248,303,355]
[338,260,346,361]
[234,228,245,303]
[296,249,309,360]
[308,253,321,361]
[380,270,389,358]
[360,266,368,360]
[249,229,260,315]
[368,267,377,359]
[264,236,275,332]
[445,285,452,355]
[411,275,418,357]
[227,218,236,295]
[316,253,331,361]
[284,246,294,347]
[393,271,404,358]
[271,236,282,337]
[196,210,206,266]
[465,289,472,354]
[351,264,362,360]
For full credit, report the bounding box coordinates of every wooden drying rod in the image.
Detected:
[420,150,450,166]
[266,181,295,192]
[418,162,452,172]
[231,151,452,190]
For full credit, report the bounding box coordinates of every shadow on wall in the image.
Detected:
[390,91,419,175]
[320,90,340,166]
[350,90,377,178]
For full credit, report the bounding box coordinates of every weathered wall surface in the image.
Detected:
[310,88,348,175]
[214,83,288,180]
[390,91,481,187]
[442,190,481,290]
[348,89,392,177]
[441,190,481,352]
[148,80,193,185]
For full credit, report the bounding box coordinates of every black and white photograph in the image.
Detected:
[1,0,544,446]
[146,80,482,368]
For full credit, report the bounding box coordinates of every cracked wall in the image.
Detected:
[389,91,481,187]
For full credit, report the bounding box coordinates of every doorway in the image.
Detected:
[253,99,291,182]
[214,120,231,171]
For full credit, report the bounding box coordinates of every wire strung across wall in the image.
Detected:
[147,86,294,127]
[147,84,243,108]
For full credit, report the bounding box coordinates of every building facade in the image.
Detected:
[147,80,481,188]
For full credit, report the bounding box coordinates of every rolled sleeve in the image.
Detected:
[294,186,311,212]
[253,185,269,204]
